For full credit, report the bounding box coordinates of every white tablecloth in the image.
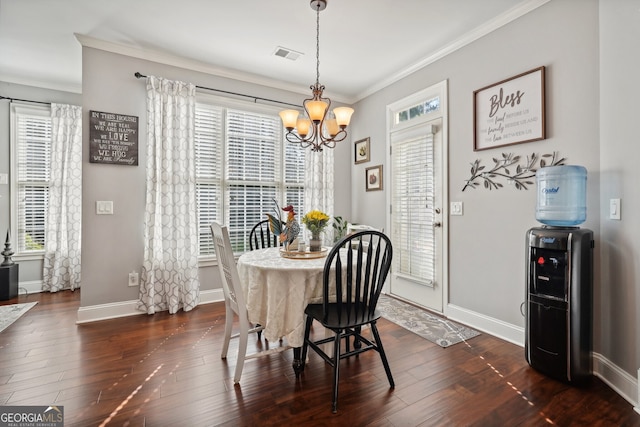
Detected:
[237,247,330,347]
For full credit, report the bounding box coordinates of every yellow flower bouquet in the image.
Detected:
[302,210,330,239]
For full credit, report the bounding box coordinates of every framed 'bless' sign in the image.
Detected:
[473,66,546,151]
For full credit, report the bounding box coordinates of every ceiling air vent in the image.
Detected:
[273,46,302,61]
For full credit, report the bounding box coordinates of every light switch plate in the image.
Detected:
[451,201,463,216]
[0,173,8,185]
[96,201,114,215]
[609,198,621,220]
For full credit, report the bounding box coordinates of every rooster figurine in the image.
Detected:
[265,200,300,249]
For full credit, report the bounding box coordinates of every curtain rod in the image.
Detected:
[134,72,301,109]
[0,95,51,106]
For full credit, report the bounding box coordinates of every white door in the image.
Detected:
[387,82,447,313]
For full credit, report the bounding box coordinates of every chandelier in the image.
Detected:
[279,0,354,152]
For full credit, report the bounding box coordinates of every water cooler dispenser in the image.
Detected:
[525,165,593,383]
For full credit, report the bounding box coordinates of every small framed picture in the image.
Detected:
[354,137,370,164]
[365,165,383,191]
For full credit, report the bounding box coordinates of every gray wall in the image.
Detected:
[352,0,638,387]
[599,0,639,381]
[80,47,353,307]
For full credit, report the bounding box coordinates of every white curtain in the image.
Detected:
[42,103,82,292]
[137,76,200,314]
[304,148,335,245]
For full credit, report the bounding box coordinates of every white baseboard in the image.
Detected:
[18,280,44,295]
[76,288,224,324]
[18,281,224,323]
[636,368,640,415]
[592,354,640,409]
[446,303,524,346]
[76,298,142,324]
[446,302,639,409]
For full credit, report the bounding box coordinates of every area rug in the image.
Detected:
[377,295,480,348]
[0,302,37,333]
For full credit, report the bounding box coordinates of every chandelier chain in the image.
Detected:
[315,3,321,87]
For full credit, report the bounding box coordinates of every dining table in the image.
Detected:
[236,245,338,375]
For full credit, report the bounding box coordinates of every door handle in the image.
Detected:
[433,222,442,228]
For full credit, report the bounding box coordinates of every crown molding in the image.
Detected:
[0,73,82,95]
[353,0,551,102]
[74,33,350,104]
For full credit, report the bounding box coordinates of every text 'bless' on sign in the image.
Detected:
[89,110,139,165]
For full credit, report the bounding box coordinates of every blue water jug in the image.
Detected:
[535,165,587,226]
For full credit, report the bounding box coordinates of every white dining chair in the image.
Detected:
[346,223,383,234]
[346,223,383,251]
[211,222,285,384]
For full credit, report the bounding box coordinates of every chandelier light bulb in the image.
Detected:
[279,110,300,130]
[296,115,311,137]
[333,107,354,128]
[306,100,329,123]
[324,112,339,137]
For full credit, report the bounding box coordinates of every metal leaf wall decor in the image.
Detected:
[462,151,566,191]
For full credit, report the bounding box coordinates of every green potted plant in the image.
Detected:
[332,216,348,243]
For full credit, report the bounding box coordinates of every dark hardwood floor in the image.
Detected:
[0,290,638,426]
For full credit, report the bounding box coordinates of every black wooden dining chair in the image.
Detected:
[248,219,285,340]
[300,230,394,413]
[249,219,282,250]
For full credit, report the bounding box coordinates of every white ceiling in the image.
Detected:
[0,0,547,103]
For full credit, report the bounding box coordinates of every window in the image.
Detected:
[195,98,307,257]
[10,99,305,259]
[10,103,52,255]
[395,96,440,124]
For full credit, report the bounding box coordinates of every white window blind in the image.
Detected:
[195,104,224,256]
[195,101,307,256]
[226,109,281,253]
[391,133,435,286]
[12,104,52,254]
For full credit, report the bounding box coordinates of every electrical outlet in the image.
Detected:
[128,271,139,287]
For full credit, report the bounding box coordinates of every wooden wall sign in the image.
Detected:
[473,66,545,151]
[89,110,139,165]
